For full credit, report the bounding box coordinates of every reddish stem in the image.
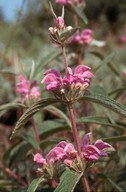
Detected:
[68,104,81,155]
[74,13,78,27]
[68,104,90,192]
[62,45,67,73]
[83,176,90,192]
[5,167,28,187]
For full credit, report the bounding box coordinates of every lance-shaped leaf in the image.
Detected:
[36,49,61,75]
[72,5,88,24]
[43,105,71,127]
[108,87,126,97]
[98,173,123,192]
[27,177,45,192]
[54,168,83,192]
[0,101,26,117]
[60,27,79,42]
[77,116,125,132]
[103,135,126,142]
[94,52,115,72]
[0,102,26,112]
[10,98,58,139]
[79,93,126,117]
[28,120,70,140]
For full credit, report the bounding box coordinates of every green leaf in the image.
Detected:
[77,116,125,132]
[60,27,79,42]
[43,105,71,127]
[103,135,126,142]
[94,52,115,72]
[27,177,44,192]
[54,168,83,192]
[108,87,126,97]
[3,141,31,166]
[23,134,40,150]
[40,138,63,149]
[79,93,126,117]
[72,5,88,24]
[36,49,61,75]
[0,101,26,116]
[10,98,58,139]
[98,173,123,192]
[28,120,70,140]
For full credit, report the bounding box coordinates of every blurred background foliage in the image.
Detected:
[0,0,126,191]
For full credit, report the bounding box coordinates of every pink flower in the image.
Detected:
[30,86,41,99]
[33,153,46,165]
[17,75,40,100]
[56,0,72,5]
[120,34,126,43]
[81,133,113,161]
[42,65,93,91]
[81,29,93,45]
[46,146,66,163]
[70,29,93,45]
[17,75,29,96]
[55,0,82,5]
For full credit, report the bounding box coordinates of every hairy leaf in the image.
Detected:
[94,52,115,72]
[72,5,88,24]
[36,49,61,74]
[27,177,45,192]
[80,93,126,117]
[0,101,26,116]
[28,120,70,140]
[54,168,83,192]
[77,116,125,132]
[103,136,126,142]
[43,105,71,127]
[108,87,126,97]
[98,173,123,192]
[10,98,58,139]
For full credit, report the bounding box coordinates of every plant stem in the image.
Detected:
[68,104,81,155]
[83,176,90,192]
[31,117,41,149]
[74,13,78,27]
[62,45,67,73]
[68,104,90,192]
[5,167,28,187]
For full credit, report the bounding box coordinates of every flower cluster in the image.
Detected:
[70,29,93,46]
[34,133,113,173]
[41,65,93,103]
[17,75,40,101]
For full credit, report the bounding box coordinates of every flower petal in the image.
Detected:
[46,147,66,163]
[81,133,92,148]
[33,153,46,164]
[74,65,91,76]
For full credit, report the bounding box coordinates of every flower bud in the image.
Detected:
[55,17,65,29]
